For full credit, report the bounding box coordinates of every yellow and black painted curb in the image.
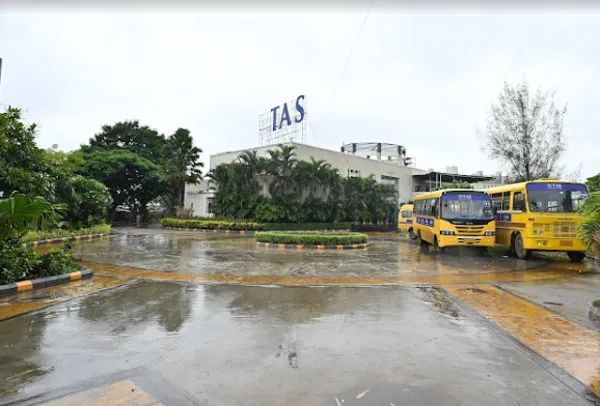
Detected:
[162,227,255,235]
[23,233,108,249]
[255,242,369,251]
[0,269,93,298]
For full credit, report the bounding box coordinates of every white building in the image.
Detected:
[184,142,497,218]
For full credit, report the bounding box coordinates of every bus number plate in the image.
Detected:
[559,240,573,247]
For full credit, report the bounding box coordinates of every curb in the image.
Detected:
[0,269,94,299]
[162,227,256,235]
[22,233,108,249]
[255,242,369,251]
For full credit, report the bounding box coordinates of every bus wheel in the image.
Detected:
[434,236,445,253]
[409,228,418,240]
[514,233,532,260]
[567,251,586,262]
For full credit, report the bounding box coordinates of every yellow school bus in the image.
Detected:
[398,204,414,234]
[413,189,496,252]
[486,179,589,261]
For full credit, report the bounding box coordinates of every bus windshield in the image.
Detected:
[441,193,494,220]
[526,183,588,213]
[401,210,412,218]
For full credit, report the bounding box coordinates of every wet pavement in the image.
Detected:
[0,281,592,405]
[1,227,598,405]
[499,276,600,332]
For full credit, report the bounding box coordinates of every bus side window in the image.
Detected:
[513,192,525,211]
[491,193,502,213]
[501,193,510,211]
[424,199,431,216]
[430,198,438,218]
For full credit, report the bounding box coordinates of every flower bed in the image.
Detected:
[255,231,368,246]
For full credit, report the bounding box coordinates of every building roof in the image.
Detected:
[412,171,495,183]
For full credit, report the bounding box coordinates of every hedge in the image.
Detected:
[263,222,352,231]
[160,218,353,231]
[160,218,265,231]
[255,231,368,246]
[21,224,112,243]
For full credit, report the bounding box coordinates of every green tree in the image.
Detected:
[0,107,52,198]
[579,192,600,262]
[438,180,474,190]
[586,174,600,193]
[80,149,163,218]
[478,80,567,182]
[162,128,204,211]
[56,175,112,226]
[83,120,166,164]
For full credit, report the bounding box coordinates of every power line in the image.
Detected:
[329,0,375,105]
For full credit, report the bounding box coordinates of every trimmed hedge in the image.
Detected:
[161,218,353,231]
[160,218,265,231]
[255,231,368,246]
[264,222,352,231]
[21,224,112,243]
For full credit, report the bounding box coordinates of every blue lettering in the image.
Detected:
[279,103,292,129]
[271,106,280,131]
[295,95,305,123]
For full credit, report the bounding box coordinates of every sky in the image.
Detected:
[1,8,599,179]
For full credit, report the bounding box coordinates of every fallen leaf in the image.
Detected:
[356,388,370,399]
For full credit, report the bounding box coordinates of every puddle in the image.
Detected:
[8,292,69,304]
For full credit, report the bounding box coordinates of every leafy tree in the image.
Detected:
[56,175,112,226]
[0,107,52,198]
[83,120,166,163]
[79,149,163,218]
[162,128,204,211]
[437,180,474,190]
[478,80,567,182]
[586,174,600,193]
[579,192,600,262]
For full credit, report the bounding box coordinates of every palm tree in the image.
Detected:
[0,192,64,241]
[163,128,204,209]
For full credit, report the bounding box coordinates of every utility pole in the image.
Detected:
[0,58,3,97]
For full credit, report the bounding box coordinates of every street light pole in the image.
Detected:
[0,58,3,97]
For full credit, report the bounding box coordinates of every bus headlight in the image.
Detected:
[440,230,456,235]
[484,231,496,236]
[534,229,543,235]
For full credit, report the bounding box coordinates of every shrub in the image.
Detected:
[160,218,266,231]
[0,244,83,285]
[21,224,111,243]
[255,231,368,246]
[593,300,600,309]
[263,222,352,231]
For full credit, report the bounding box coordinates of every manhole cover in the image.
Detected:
[9,292,68,303]
[543,301,563,306]
[462,287,488,294]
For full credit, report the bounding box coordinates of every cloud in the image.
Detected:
[0,10,598,179]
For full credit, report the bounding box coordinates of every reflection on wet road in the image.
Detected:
[0,282,590,405]
[71,230,592,283]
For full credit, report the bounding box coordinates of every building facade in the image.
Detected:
[184,142,497,218]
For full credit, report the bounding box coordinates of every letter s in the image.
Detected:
[295,95,305,123]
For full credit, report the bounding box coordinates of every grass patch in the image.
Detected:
[255,231,368,246]
[593,300,600,309]
[21,224,111,243]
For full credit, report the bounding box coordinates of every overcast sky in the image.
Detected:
[1,8,598,179]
